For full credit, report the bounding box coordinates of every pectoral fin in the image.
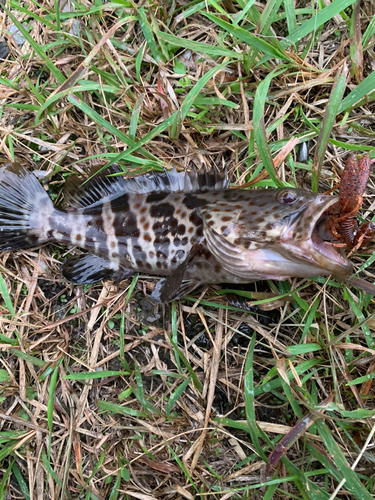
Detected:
[202,222,253,279]
[62,254,133,284]
[150,244,203,303]
[151,278,201,303]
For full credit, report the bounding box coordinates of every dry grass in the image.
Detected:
[1,0,375,499]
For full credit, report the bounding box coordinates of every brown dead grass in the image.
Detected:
[0,1,375,499]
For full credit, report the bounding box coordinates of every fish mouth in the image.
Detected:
[284,195,353,277]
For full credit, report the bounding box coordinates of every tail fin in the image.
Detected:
[0,163,54,251]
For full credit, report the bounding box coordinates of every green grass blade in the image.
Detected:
[64,370,130,380]
[8,1,58,30]
[12,462,30,500]
[53,0,61,34]
[259,0,284,35]
[0,459,15,500]
[301,296,321,342]
[129,94,145,141]
[47,366,59,435]
[107,109,179,164]
[316,420,373,500]
[67,95,160,163]
[0,333,19,347]
[253,69,286,187]
[165,376,191,416]
[137,7,165,64]
[169,336,202,392]
[0,272,15,318]
[282,457,331,500]
[35,82,119,123]
[108,470,121,500]
[179,61,231,120]
[255,358,320,396]
[202,12,292,62]
[133,362,161,415]
[283,0,297,35]
[362,13,375,48]
[244,334,268,461]
[98,400,148,418]
[171,301,181,371]
[157,30,242,59]
[344,291,375,349]
[4,6,65,84]
[233,0,256,25]
[164,442,198,492]
[9,349,46,367]
[286,0,356,45]
[42,450,62,487]
[286,343,322,355]
[338,70,375,112]
[312,64,348,192]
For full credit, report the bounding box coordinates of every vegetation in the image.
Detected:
[0,0,375,498]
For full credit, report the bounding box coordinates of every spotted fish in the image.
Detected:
[0,162,361,302]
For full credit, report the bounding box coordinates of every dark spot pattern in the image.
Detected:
[189,211,201,226]
[146,192,168,203]
[183,194,207,209]
[62,183,320,286]
[117,212,139,238]
[150,202,174,219]
[110,196,130,213]
[176,249,185,259]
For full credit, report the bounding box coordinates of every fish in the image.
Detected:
[0,162,364,303]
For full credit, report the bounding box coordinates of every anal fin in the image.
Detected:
[62,254,133,284]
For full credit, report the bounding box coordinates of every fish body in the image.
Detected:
[0,163,353,302]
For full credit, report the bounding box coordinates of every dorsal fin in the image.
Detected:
[64,164,229,209]
[64,165,125,209]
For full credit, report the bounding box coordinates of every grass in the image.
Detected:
[0,0,375,498]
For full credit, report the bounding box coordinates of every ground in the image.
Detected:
[1,0,375,499]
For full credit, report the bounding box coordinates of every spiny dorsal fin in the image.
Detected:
[64,164,229,209]
[64,165,126,209]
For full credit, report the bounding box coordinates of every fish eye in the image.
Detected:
[277,190,298,204]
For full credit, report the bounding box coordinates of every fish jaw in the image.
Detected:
[280,194,353,277]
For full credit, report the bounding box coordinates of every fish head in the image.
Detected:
[200,188,352,279]
[275,188,352,277]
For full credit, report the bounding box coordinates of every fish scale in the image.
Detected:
[0,162,357,303]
